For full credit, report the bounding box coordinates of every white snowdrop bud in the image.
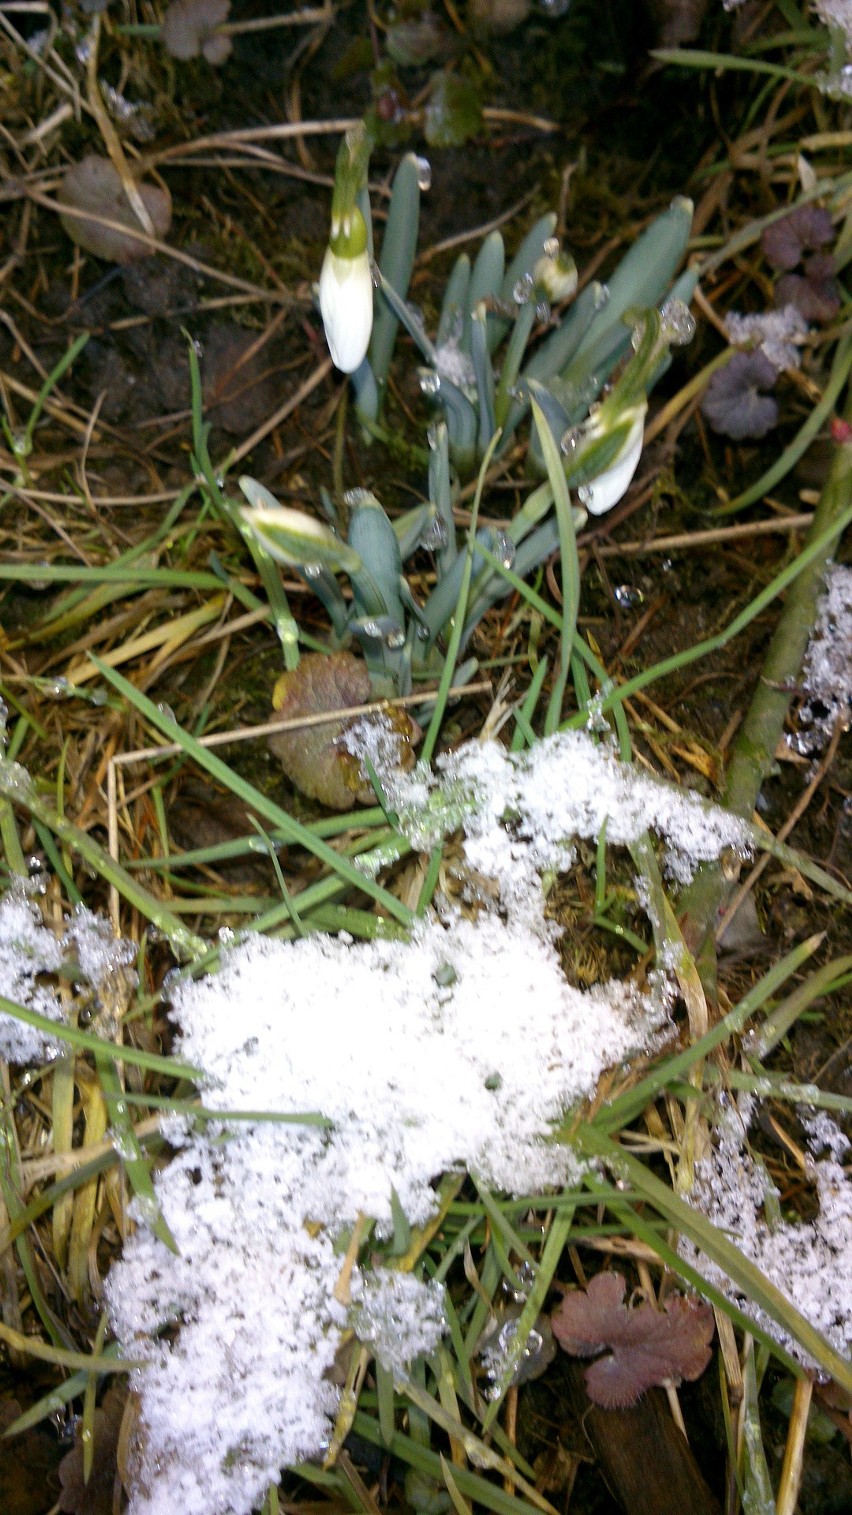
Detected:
[319,206,373,374]
[579,410,645,517]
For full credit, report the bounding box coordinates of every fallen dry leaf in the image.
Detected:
[269,652,418,811]
[58,156,171,265]
[58,1381,127,1515]
[551,1271,713,1409]
[161,0,232,65]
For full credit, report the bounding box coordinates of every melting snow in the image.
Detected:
[103,732,753,1515]
[800,563,852,750]
[724,306,808,373]
[681,1097,852,1365]
[0,889,135,1063]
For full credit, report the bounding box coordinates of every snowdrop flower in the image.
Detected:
[578,408,646,516]
[319,206,373,374]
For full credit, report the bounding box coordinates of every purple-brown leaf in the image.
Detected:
[761,205,834,272]
[551,1271,714,1409]
[775,268,841,324]
[161,0,232,65]
[700,350,778,440]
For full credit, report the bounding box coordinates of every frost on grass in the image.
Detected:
[0,888,64,1061]
[384,730,749,892]
[799,564,852,751]
[107,733,749,1515]
[724,306,807,373]
[351,1269,446,1376]
[0,889,135,1062]
[681,1097,852,1365]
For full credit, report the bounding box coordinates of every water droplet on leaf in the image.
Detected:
[661,298,696,346]
[495,531,515,570]
[613,584,644,609]
[513,273,534,305]
[414,155,432,191]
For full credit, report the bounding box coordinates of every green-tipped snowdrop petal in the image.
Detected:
[319,231,373,374]
[576,409,646,516]
[238,477,362,575]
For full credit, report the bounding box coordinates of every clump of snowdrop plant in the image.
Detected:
[317,122,697,495]
[255,133,700,806]
[239,413,570,704]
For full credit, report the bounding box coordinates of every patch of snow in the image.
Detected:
[800,564,852,750]
[0,888,64,1062]
[107,732,750,1514]
[383,730,749,890]
[0,890,137,1062]
[802,1109,851,1162]
[725,306,808,373]
[109,914,673,1515]
[681,1098,852,1365]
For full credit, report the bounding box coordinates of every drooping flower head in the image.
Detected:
[319,205,373,373]
[319,125,375,374]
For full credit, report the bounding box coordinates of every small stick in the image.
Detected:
[217,7,333,36]
[776,1376,813,1515]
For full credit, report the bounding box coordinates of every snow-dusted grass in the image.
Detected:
[2,734,850,1515]
[0,889,135,1062]
[95,728,758,1515]
[682,1098,852,1368]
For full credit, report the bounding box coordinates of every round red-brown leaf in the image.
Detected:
[551,1271,714,1409]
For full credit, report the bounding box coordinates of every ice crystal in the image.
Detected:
[725,306,807,373]
[800,564,852,749]
[351,1269,446,1376]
